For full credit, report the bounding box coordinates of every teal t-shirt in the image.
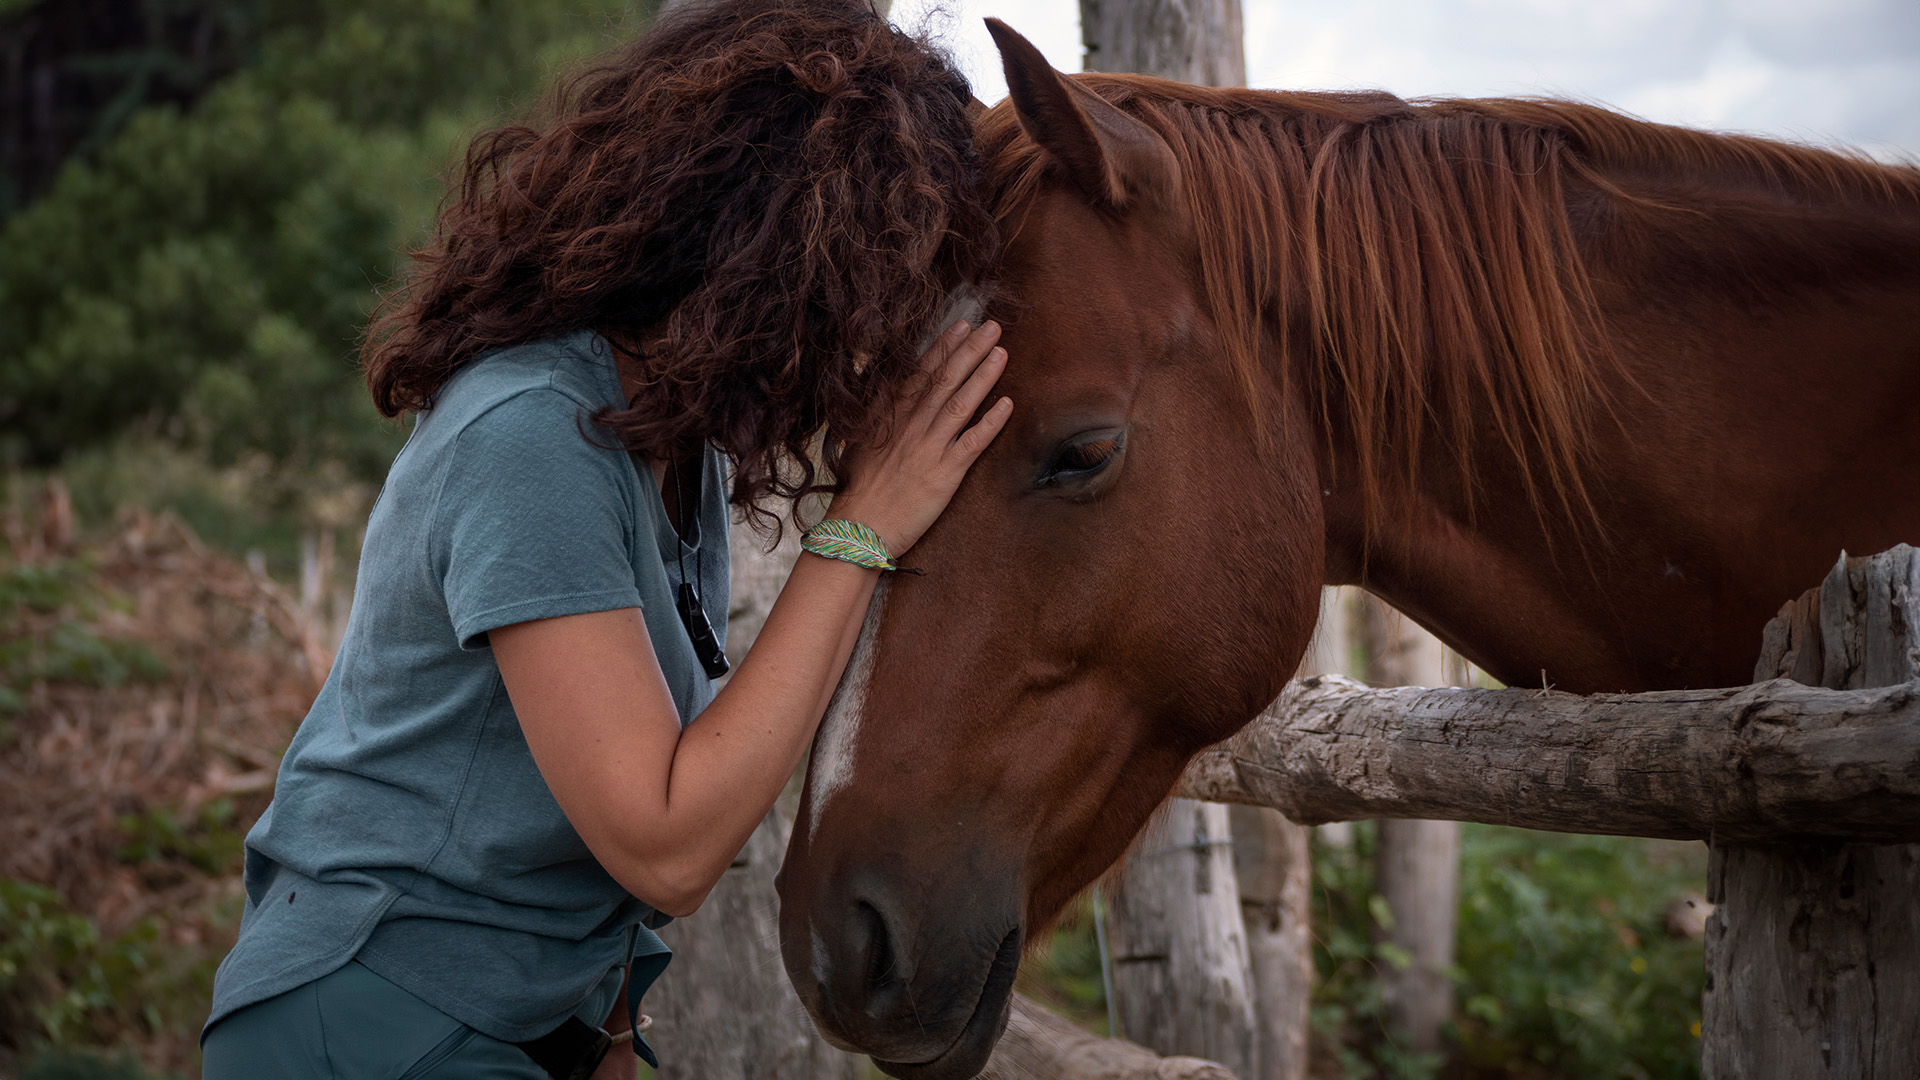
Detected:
[206,330,730,1053]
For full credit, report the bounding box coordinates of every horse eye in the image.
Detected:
[1038,431,1125,488]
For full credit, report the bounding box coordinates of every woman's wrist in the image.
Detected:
[817,499,910,557]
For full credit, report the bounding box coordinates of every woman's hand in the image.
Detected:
[831,320,1011,555]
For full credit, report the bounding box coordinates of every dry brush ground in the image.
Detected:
[1,490,328,1073]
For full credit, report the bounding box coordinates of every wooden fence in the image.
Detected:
[1178,545,1920,1079]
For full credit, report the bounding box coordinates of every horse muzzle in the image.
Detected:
[776,856,1024,1079]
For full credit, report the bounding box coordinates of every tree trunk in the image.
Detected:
[650,802,863,1079]
[1703,546,1920,1080]
[1079,0,1245,86]
[1304,588,1356,852]
[1361,598,1460,1057]
[1109,799,1259,1075]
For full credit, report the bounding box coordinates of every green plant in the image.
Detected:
[0,877,226,1063]
[115,800,245,878]
[1309,822,1445,1080]
[1014,892,1111,1033]
[1451,827,1705,1079]
[0,0,650,482]
[1308,824,1706,1080]
[16,1046,159,1080]
[0,557,169,703]
[0,880,154,1047]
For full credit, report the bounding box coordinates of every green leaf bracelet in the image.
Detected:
[801,519,919,573]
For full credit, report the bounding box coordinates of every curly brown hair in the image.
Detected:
[361,0,994,526]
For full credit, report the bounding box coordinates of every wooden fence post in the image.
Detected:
[1228,586,1354,1080]
[1082,8,1263,1074]
[1080,0,1245,86]
[1229,803,1312,1080]
[1109,799,1259,1075]
[1361,598,1461,1057]
[1705,546,1920,1079]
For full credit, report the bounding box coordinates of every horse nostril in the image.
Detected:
[855,899,897,990]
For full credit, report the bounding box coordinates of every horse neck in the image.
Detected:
[1315,150,1920,695]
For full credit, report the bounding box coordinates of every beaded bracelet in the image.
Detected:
[801,519,914,573]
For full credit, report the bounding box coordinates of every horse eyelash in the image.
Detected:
[1039,433,1124,486]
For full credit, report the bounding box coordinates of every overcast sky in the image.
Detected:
[891,0,1920,159]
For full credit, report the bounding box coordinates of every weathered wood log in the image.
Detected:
[1176,676,1920,843]
[985,996,1239,1080]
[1360,597,1460,1057]
[1703,546,1920,1080]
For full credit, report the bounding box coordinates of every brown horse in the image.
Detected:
[776,21,1920,1078]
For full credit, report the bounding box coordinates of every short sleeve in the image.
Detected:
[433,390,642,649]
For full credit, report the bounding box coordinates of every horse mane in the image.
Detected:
[977,79,1920,528]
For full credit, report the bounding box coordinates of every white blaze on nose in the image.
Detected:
[807,579,888,839]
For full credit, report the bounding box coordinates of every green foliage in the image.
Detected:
[1450,828,1705,1079]
[0,557,168,714]
[1309,824,1706,1080]
[0,858,242,1063]
[16,1046,161,1080]
[0,0,648,481]
[0,0,265,216]
[1014,892,1112,1033]
[115,800,245,878]
[1311,823,1446,1080]
[0,880,171,1048]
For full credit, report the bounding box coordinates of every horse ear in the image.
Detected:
[984,18,1177,210]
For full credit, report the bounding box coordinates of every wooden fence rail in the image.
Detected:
[1176,675,1920,843]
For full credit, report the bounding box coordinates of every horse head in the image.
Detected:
[776,22,1325,1077]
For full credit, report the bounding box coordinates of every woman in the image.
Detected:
[200,0,1007,1076]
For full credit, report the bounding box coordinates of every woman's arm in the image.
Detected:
[493,321,1009,916]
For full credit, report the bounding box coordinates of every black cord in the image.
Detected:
[671,452,694,586]
[670,449,729,680]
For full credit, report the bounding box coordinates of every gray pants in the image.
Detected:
[202,960,623,1080]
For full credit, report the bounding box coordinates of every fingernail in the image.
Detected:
[951,320,970,335]
[996,396,1012,411]
[982,320,1001,335]
[990,347,1006,362]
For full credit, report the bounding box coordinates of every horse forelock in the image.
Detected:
[975,78,1920,535]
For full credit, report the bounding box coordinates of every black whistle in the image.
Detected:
[676,581,731,680]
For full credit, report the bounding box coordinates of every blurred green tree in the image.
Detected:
[0,0,645,480]
[0,0,266,217]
